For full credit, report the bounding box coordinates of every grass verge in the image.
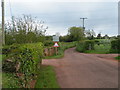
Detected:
[44,42,76,59]
[2,72,20,88]
[35,65,60,88]
[2,65,60,88]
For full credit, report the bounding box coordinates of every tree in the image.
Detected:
[59,35,70,42]
[97,33,102,39]
[68,27,84,41]
[103,34,109,39]
[85,29,96,40]
[5,15,48,45]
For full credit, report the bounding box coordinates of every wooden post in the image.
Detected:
[55,47,58,55]
[1,0,5,45]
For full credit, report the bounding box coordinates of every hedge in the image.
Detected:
[110,39,120,53]
[2,42,44,88]
[76,40,95,52]
[44,41,54,47]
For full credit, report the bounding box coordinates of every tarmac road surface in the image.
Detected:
[42,48,118,88]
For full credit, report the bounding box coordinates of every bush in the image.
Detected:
[84,40,95,50]
[2,42,44,88]
[76,41,85,52]
[110,39,120,53]
[94,40,100,45]
[44,41,54,47]
[76,40,95,52]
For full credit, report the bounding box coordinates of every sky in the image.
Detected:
[0,0,119,36]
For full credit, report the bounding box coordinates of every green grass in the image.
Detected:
[85,44,111,54]
[2,66,60,88]
[35,65,60,88]
[2,72,20,88]
[44,42,76,59]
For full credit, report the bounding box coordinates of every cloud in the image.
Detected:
[6,0,119,2]
[1,1,118,36]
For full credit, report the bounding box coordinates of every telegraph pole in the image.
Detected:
[1,0,5,45]
[80,18,87,30]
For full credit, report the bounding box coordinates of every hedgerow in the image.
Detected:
[110,39,120,53]
[2,42,43,88]
[76,40,95,52]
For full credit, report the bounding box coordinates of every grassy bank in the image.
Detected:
[45,42,76,59]
[2,73,20,88]
[35,65,60,88]
[2,65,60,88]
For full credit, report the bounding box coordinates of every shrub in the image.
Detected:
[94,40,100,45]
[2,42,44,88]
[84,40,95,50]
[76,41,85,52]
[44,41,54,47]
[76,40,95,52]
[110,39,120,53]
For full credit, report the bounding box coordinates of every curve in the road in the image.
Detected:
[42,48,118,88]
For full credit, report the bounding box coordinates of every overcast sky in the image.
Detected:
[0,0,119,36]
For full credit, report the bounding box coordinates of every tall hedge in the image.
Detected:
[110,39,120,53]
[2,42,44,88]
[76,40,95,52]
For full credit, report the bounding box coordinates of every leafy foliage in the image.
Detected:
[2,42,43,88]
[60,27,84,42]
[35,65,60,88]
[68,27,84,41]
[110,39,120,53]
[5,15,47,45]
[45,42,77,59]
[76,40,95,52]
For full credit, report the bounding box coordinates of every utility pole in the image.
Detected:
[1,0,5,45]
[80,18,87,30]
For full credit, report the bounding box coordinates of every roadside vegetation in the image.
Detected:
[44,42,76,59]
[115,56,120,61]
[2,15,60,88]
[2,15,80,88]
[35,65,60,88]
[1,14,119,88]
